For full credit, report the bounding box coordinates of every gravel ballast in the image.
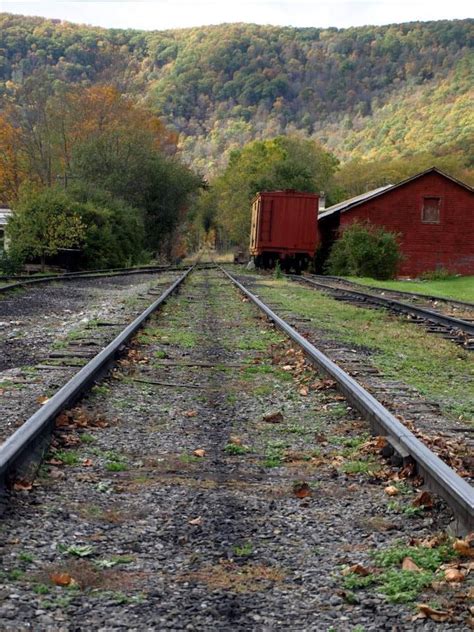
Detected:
[0,269,471,630]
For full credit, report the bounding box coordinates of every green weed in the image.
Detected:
[224,443,250,455]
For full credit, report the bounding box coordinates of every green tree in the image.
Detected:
[8,187,86,270]
[211,135,339,246]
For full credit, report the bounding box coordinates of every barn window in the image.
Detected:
[421,197,441,223]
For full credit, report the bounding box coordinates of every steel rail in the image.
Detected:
[0,266,193,494]
[222,267,474,532]
[0,265,180,294]
[0,264,169,282]
[291,275,474,338]
[307,274,474,310]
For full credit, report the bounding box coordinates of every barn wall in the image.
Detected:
[338,172,474,276]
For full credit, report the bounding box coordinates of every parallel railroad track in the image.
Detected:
[0,263,473,628]
[289,274,474,350]
[1,264,472,531]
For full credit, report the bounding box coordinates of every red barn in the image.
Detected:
[318,168,474,277]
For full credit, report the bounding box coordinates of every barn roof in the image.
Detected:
[318,185,392,219]
[319,167,474,220]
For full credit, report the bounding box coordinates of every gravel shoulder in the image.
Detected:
[0,271,182,443]
[0,269,470,630]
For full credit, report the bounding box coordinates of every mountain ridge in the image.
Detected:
[1,13,473,176]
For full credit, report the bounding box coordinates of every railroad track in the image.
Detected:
[289,274,474,350]
[0,264,181,295]
[0,264,472,628]
[314,274,474,311]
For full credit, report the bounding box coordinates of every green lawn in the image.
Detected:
[342,276,474,303]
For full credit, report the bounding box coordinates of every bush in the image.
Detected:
[0,250,23,275]
[8,186,147,271]
[325,221,402,280]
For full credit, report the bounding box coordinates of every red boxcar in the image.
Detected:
[249,190,319,271]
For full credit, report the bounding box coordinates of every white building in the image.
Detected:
[0,208,12,250]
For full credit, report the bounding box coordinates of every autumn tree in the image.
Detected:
[0,115,24,203]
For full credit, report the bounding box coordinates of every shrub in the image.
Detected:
[325,221,402,279]
[0,250,23,275]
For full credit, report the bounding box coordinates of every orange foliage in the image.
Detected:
[0,114,25,203]
[62,85,177,154]
[0,84,178,201]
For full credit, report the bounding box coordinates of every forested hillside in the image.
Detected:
[0,14,473,176]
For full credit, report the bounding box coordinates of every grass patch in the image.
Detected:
[106,461,128,472]
[233,542,253,557]
[344,275,474,303]
[224,443,250,455]
[341,458,380,475]
[343,541,456,604]
[54,450,80,466]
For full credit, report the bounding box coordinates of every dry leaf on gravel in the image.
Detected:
[188,517,203,526]
[414,604,450,622]
[402,557,422,572]
[384,485,399,496]
[454,535,474,558]
[412,490,434,509]
[12,480,32,491]
[82,459,93,467]
[185,410,197,418]
[292,482,311,499]
[50,572,75,587]
[263,411,283,424]
[229,435,242,445]
[193,449,206,458]
[444,568,466,582]
[312,379,337,390]
[342,563,371,577]
[298,387,309,396]
[37,395,49,405]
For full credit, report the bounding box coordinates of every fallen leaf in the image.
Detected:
[262,411,283,424]
[37,395,49,405]
[185,410,197,418]
[282,365,293,372]
[349,563,371,576]
[229,435,242,445]
[415,604,450,622]
[444,568,465,582]
[384,485,399,496]
[188,516,203,526]
[293,482,311,499]
[402,557,422,572]
[82,459,93,467]
[412,491,434,509]
[50,572,74,587]
[193,449,206,458]
[312,379,337,390]
[46,458,64,466]
[454,535,474,558]
[298,387,309,396]
[12,480,32,491]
